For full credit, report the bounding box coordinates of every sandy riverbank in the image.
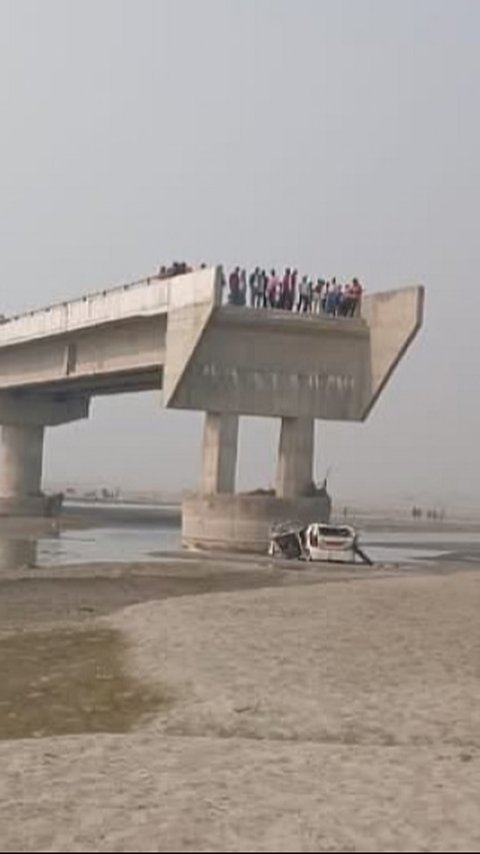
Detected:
[0,556,480,851]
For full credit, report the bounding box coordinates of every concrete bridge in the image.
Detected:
[0,267,424,549]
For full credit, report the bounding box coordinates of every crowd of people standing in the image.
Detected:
[223,268,363,318]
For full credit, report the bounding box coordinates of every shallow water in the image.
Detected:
[0,524,479,570]
[363,531,480,565]
[38,525,181,565]
[0,525,181,569]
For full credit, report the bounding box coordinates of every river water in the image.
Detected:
[1,517,480,570]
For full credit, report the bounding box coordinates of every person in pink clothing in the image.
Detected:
[267,269,279,308]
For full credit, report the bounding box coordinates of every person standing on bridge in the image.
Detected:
[334,282,344,316]
[280,268,292,310]
[256,268,265,307]
[297,275,311,312]
[290,269,298,310]
[239,268,247,306]
[228,267,240,304]
[350,278,363,316]
[267,269,279,308]
[312,278,324,314]
[260,269,269,307]
[248,269,257,307]
[344,281,355,316]
[321,281,329,313]
[325,280,337,315]
[219,266,227,302]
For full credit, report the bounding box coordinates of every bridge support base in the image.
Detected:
[182,492,331,554]
[186,412,329,553]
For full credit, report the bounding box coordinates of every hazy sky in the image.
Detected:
[0,0,479,506]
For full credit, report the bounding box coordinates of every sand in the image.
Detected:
[1,734,479,853]
[111,572,480,748]
[1,563,480,851]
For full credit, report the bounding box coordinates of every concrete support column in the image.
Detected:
[202,412,239,495]
[0,424,45,499]
[276,417,314,498]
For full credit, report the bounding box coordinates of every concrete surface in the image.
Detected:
[0,271,423,420]
[0,425,44,499]
[276,417,314,498]
[362,285,425,418]
[182,492,331,552]
[0,268,217,397]
[201,413,239,495]
[167,286,424,421]
[0,393,89,426]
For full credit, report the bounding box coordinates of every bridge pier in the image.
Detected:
[0,393,90,516]
[182,412,330,553]
[201,413,238,494]
[276,417,314,498]
[0,425,46,514]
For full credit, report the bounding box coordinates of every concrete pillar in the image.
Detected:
[0,424,45,499]
[202,412,239,495]
[0,537,37,569]
[276,417,314,498]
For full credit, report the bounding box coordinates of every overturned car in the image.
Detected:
[268,521,372,565]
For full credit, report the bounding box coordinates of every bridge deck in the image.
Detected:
[0,276,170,349]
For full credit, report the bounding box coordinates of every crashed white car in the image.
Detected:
[268,522,372,565]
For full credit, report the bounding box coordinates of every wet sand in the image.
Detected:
[1,517,480,851]
[0,556,403,629]
[0,628,164,741]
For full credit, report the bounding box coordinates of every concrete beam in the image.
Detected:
[163,267,223,406]
[0,274,170,347]
[0,393,90,426]
[0,317,166,393]
[166,286,424,422]
[166,308,370,420]
[276,417,314,498]
[201,412,239,495]
[361,285,425,419]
